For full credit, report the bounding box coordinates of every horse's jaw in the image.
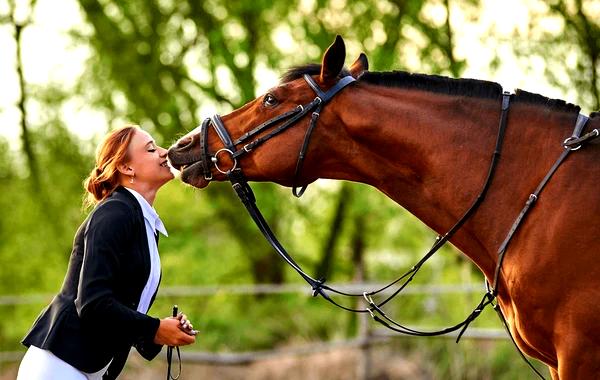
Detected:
[178,164,211,189]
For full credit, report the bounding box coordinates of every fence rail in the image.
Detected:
[0,282,484,306]
[1,282,506,366]
[0,327,509,365]
[175,327,509,365]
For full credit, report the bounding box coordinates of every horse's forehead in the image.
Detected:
[271,82,293,92]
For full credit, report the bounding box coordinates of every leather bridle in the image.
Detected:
[190,73,598,380]
[198,74,356,197]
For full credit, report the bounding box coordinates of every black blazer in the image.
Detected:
[22,187,163,379]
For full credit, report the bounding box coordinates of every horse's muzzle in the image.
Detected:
[167,134,201,169]
[167,136,211,188]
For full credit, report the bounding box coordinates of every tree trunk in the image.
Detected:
[10,1,40,188]
[315,183,352,280]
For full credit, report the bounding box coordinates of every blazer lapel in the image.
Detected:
[113,187,151,284]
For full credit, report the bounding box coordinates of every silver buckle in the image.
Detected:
[211,148,238,174]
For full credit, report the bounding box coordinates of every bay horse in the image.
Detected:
[168,36,600,379]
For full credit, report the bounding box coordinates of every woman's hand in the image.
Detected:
[176,312,197,336]
[153,314,196,346]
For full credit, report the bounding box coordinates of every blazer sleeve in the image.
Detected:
[134,337,163,360]
[75,200,160,346]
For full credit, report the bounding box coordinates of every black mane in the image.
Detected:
[280,63,351,83]
[281,64,581,114]
[513,89,580,114]
[360,70,503,100]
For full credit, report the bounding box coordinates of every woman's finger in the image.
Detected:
[177,331,196,345]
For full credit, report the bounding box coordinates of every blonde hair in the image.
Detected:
[83,125,139,208]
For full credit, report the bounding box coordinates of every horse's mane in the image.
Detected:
[513,89,581,114]
[281,64,581,115]
[360,70,503,101]
[281,63,351,83]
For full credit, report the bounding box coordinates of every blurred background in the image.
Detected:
[0,0,598,379]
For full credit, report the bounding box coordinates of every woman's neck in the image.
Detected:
[120,181,158,205]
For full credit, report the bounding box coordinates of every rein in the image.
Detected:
[166,305,181,380]
[196,74,597,379]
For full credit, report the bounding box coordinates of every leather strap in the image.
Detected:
[485,113,591,380]
[491,114,591,296]
[292,102,324,197]
[200,118,212,181]
[210,114,235,151]
[303,74,356,103]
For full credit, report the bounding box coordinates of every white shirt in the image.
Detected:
[124,187,167,314]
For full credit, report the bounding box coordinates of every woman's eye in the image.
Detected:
[148,149,156,152]
[263,94,278,107]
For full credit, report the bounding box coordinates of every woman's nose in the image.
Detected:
[159,146,168,157]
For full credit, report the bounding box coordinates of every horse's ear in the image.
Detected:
[349,53,368,79]
[320,35,346,83]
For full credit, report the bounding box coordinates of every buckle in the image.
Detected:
[563,136,582,151]
[211,148,238,174]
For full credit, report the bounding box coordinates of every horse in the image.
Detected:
[168,36,600,379]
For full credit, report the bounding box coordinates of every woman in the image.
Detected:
[17,125,195,380]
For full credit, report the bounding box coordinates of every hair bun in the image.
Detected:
[83,125,138,208]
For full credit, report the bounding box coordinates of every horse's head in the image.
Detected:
[168,35,368,189]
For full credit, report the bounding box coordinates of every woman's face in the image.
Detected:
[125,128,174,188]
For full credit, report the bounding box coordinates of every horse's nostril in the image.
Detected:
[177,136,193,148]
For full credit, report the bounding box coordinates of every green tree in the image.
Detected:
[74,0,480,286]
[512,0,600,112]
[0,2,569,377]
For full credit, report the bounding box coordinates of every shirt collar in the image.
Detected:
[124,187,168,237]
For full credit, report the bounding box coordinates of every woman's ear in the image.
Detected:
[117,163,134,176]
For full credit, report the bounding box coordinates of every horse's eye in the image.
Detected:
[263,94,279,108]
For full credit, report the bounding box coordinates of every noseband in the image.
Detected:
[198,74,356,196]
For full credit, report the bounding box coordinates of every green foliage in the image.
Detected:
[0,123,92,351]
[2,0,596,377]
[509,0,600,113]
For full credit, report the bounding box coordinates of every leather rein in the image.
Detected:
[195,74,598,379]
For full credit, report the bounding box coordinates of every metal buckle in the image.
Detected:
[211,148,237,174]
[563,136,582,151]
[363,292,376,318]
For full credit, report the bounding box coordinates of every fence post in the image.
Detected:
[353,245,370,380]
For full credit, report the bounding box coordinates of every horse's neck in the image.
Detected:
[326,86,571,280]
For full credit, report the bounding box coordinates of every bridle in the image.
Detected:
[190,73,598,379]
[198,74,356,197]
